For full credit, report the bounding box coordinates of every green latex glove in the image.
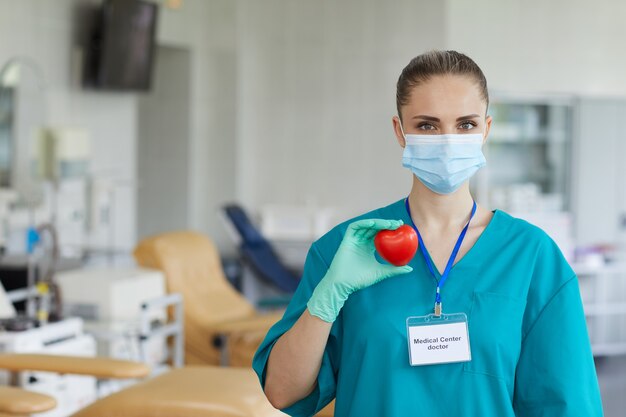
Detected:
[307,219,413,323]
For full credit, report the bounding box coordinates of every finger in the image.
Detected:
[370,264,413,286]
[362,228,381,241]
[346,219,405,243]
[369,219,404,231]
[349,218,403,233]
[345,219,373,238]
[379,264,413,278]
[362,220,404,241]
[347,219,376,233]
[353,227,370,240]
[391,219,404,229]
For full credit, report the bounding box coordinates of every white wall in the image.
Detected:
[3,0,625,254]
[573,98,626,246]
[158,0,238,252]
[234,0,626,232]
[137,46,191,239]
[0,0,138,251]
[0,0,238,253]
[235,0,446,219]
[444,0,626,246]
[445,0,626,96]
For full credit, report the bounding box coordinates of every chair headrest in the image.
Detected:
[222,205,266,246]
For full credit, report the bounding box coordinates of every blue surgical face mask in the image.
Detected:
[399,122,486,195]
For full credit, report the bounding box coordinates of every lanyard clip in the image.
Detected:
[433,287,442,316]
[434,302,442,317]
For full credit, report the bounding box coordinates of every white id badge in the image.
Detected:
[406,313,471,366]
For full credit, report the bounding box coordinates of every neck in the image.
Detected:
[407,177,475,230]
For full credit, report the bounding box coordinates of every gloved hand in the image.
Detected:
[307,219,413,323]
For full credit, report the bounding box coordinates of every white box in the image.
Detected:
[0,318,98,417]
[56,267,166,322]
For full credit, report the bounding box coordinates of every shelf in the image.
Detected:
[481,97,574,216]
[591,343,626,356]
[584,304,626,315]
[489,92,575,106]
[488,139,566,145]
[574,263,626,275]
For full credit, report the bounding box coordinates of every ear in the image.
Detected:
[392,116,406,148]
[483,115,492,145]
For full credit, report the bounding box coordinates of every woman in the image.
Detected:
[253,50,603,416]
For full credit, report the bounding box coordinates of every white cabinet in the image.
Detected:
[480,95,626,357]
[573,99,626,357]
[474,94,574,214]
[576,263,626,356]
[476,95,626,249]
[473,94,575,258]
[572,98,626,247]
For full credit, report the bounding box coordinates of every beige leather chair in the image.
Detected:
[135,231,336,416]
[0,354,286,417]
[0,386,56,416]
[134,231,283,367]
[72,366,286,417]
[0,353,148,416]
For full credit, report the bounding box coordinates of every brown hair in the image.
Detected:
[396,50,489,120]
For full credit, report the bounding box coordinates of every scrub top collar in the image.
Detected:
[396,198,501,279]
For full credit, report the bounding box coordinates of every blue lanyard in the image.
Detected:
[404,198,477,315]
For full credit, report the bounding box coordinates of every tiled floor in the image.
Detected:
[596,355,626,416]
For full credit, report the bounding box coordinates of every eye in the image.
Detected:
[417,123,436,131]
[458,121,477,130]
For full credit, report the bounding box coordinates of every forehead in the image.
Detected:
[402,74,486,119]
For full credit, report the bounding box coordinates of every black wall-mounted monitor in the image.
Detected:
[83,0,159,92]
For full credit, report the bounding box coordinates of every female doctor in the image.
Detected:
[253,50,604,416]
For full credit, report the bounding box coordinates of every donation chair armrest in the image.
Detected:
[257,295,292,310]
[0,354,150,380]
[0,386,57,415]
[210,312,283,335]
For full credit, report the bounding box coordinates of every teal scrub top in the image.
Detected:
[253,199,604,417]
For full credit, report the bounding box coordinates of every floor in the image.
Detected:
[596,355,626,416]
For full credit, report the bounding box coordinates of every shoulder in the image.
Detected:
[311,198,406,264]
[493,209,557,248]
[495,208,575,279]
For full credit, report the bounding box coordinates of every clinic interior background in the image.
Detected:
[0,0,623,258]
[0,0,625,415]
[0,0,625,375]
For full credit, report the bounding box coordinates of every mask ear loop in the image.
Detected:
[397,116,407,139]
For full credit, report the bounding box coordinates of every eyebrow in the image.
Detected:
[412,114,481,122]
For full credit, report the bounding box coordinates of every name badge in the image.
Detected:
[406,313,471,366]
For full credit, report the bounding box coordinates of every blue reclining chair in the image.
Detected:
[222,204,300,306]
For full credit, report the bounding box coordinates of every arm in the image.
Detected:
[513,277,604,416]
[265,310,332,409]
[262,219,412,410]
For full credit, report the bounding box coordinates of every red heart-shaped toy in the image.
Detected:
[374,224,418,266]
